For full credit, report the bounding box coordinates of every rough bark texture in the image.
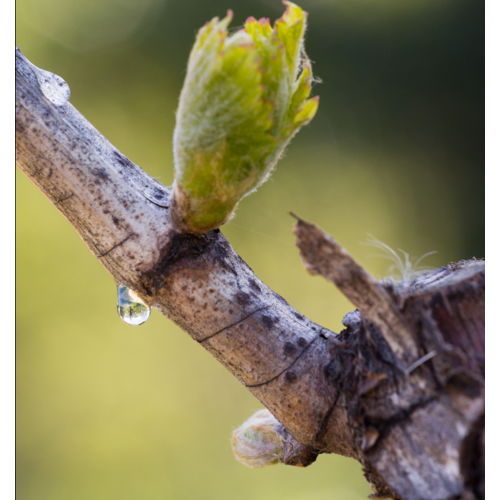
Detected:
[16,48,484,500]
[293,220,484,500]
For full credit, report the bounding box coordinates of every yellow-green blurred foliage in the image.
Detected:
[16,0,484,499]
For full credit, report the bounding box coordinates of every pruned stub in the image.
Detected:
[326,261,484,500]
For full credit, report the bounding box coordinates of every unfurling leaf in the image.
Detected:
[172,2,319,234]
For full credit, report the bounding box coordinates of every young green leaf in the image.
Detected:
[172,1,319,234]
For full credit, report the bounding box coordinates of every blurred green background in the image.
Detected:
[16,0,484,499]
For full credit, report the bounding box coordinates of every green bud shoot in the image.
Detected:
[172,1,319,234]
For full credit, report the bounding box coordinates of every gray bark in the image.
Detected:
[16,47,484,500]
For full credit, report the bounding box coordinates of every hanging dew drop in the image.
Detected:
[117,284,151,326]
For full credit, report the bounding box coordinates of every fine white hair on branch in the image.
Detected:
[362,234,437,282]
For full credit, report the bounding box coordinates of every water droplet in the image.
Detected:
[117,284,151,326]
[34,67,71,106]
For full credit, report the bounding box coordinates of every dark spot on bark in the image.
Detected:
[112,215,120,227]
[294,312,305,321]
[324,348,358,393]
[261,315,274,328]
[152,231,217,280]
[312,327,317,331]
[212,239,238,276]
[229,309,234,314]
[285,371,298,383]
[297,337,307,348]
[284,342,297,356]
[113,150,133,168]
[103,209,109,214]
[325,361,341,384]
[181,285,187,291]
[188,296,195,302]
[235,292,251,306]
[209,289,215,293]
[94,168,109,182]
[248,279,261,292]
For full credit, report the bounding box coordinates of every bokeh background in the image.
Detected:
[16,0,484,499]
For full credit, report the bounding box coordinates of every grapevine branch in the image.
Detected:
[16,48,484,500]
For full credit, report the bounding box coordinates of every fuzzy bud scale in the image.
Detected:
[231,409,285,468]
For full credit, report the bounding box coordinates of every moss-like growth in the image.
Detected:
[172,2,319,234]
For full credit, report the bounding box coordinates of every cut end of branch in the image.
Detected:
[291,214,418,362]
